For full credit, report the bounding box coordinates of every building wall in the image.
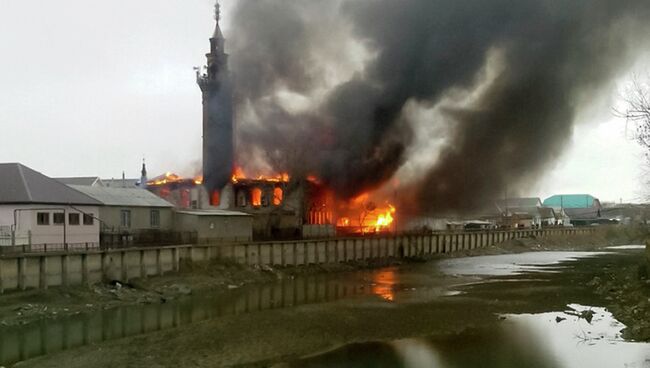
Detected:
[97,207,173,232]
[0,204,100,246]
[174,213,252,243]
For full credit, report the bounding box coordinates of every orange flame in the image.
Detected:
[251,187,262,207]
[148,172,204,187]
[231,166,290,184]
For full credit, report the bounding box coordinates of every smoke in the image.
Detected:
[227,0,650,214]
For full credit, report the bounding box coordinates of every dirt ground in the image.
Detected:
[2,226,648,367]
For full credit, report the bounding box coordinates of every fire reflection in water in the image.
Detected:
[372,269,397,302]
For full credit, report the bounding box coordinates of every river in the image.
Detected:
[2,247,649,367]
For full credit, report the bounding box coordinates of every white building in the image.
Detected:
[0,163,101,250]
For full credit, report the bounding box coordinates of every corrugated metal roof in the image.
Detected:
[70,185,173,208]
[0,163,101,205]
[543,194,599,209]
[175,210,251,217]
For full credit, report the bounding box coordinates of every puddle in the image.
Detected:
[607,245,647,250]
[285,304,650,368]
[437,251,603,276]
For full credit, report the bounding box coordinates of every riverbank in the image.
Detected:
[2,225,645,368]
[0,226,644,330]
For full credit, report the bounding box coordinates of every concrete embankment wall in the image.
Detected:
[0,228,593,293]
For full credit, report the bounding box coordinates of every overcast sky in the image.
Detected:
[0,1,646,203]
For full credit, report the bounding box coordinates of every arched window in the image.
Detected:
[236,190,247,207]
[273,187,283,206]
[210,190,220,206]
[251,188,262,207]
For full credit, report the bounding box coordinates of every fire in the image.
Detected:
[148,172,203,187]
[374,205,396,232]
[231,166,290,184]
[335,191,397,234]
[273,187,283,206]
[251,187,262,207]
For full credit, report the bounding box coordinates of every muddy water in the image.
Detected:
[2,248,650,367]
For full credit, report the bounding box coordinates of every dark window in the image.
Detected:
[83,214,94,226]
[261,190,270,207]
[150,210,160,228]
[37,212,50,225]
[120,210,131,228]
[237,190,247,207]
[53,213,65,225]
[69,213,80,226]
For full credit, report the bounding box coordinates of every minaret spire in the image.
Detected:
[213,1,224,40]
[197,0,234,201]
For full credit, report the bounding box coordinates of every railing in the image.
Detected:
[0,243,101,255]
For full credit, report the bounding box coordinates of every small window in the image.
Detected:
[53,213,65,225]
[83,214,94,226]
[120,210,132,228]
[69,213,80,226]
[150,210,160,228]
[37,212,50,225]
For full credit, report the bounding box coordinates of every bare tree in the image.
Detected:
[616,75,650,200]
[616,76,650,152]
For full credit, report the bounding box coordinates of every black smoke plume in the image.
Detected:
[227,0,650,214]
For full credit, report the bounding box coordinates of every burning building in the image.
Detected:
[147,2,398,240]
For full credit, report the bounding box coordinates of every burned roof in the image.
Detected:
[0,163,101,206]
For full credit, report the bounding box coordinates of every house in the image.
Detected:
[489,197,557,228]
[69,185,175,245]
[543,194,602,226]
[174,210,253,243]
[0,163,101,250]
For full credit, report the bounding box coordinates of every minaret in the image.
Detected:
[197,1,234,204]
[139,159,148,189]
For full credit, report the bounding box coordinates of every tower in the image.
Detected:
[139,159,148,189]
[197,1,234,204]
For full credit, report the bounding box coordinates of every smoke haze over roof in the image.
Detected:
[228,0,650,214]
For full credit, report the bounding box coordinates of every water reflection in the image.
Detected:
[283,304,650,368]
[0,274,394,366]
[371,268,397,302]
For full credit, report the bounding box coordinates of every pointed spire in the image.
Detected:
[141,158,147,177]
[213,1,224,39]
[140,158,148,189]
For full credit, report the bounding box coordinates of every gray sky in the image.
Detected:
[0,1,645,203]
